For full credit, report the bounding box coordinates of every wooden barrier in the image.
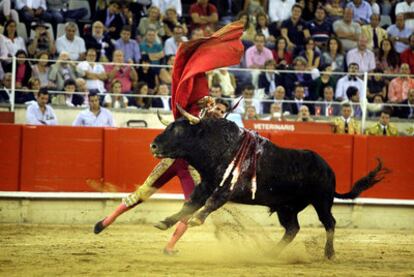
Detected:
[354,136,414,200]
[0,112,14,123]
[269,133,354,194]
[0,124,21,191]
[0,124,413,200]
[20,126,104,192]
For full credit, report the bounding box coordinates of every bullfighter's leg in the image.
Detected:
[94,158,177,234]
[164,160,200,254]
[187,186,232,227]
[154,182,212,230]
[275,208,300,254]
[313,201,336,260]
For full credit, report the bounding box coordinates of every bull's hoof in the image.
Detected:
[94,219,106,234]
[154,221,171,231]
[188,217,203,227]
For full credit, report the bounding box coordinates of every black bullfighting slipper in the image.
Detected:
[94,219,106,234]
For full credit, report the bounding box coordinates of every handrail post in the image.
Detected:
[361,72,369,133]
[10,56,16,112]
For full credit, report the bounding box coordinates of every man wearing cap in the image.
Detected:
[27,20,56,57]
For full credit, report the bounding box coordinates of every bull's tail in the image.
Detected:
[334,159,390,199]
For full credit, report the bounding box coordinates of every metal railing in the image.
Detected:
[3,56,414,133]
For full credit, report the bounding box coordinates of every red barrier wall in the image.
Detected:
[20,126,104,192]
[0,124,413,200]
[353,136,414,200]
[0,124,21,191]
[103,128,182,194]
[269,133,353,193]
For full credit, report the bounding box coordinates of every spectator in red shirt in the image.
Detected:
[189,0,218,31]
[401,34,414,74]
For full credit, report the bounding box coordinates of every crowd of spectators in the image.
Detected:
[0,0,413,126]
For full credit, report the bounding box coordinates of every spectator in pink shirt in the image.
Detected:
[245,33,274,69]
[104,50,138,93]
[388,63,414,102]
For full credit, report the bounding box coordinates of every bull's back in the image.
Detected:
[243,141,335,205]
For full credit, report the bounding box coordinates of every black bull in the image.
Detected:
[150,118,387,259]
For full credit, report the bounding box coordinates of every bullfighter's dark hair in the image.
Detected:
[215,98,229,111]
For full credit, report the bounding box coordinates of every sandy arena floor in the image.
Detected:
[0,218,413,277]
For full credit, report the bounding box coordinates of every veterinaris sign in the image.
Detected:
[243,120,333,133]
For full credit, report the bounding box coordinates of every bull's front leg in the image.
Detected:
[154,182,212,231]
[188,186,232,227]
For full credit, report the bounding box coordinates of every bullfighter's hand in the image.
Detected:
[196,96,215,109]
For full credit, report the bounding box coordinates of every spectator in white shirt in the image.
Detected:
[387,13,411,54]
[103,79,128,109]
[151,0,182,17]
[76,48,107,93]
[3,20,26,55]
[335,63,364,101]
[233,84,262,114]
[73,91,115,127]
[26,87,57,125]
[164,24,188,56]
[395,0,414,32]
[56,22,86,61]
[346,34,376,72]
[268,0,296,23]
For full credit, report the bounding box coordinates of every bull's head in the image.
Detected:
[151,105,202,159]
[151,118,202,159]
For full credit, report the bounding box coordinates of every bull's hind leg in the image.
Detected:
[275,209,300,254]
[312,201,336,260]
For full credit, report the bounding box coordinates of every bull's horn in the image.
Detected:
[176,104,201,125]
[157,110,171,126]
